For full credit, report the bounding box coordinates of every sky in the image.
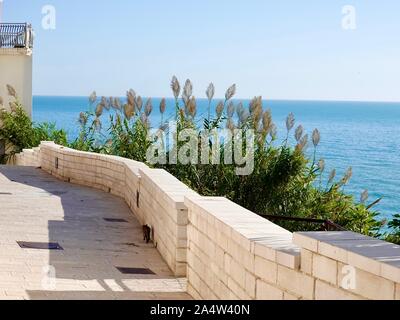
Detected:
[2,0,400,101]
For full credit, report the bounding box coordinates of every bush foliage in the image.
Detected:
[0,88,67,163]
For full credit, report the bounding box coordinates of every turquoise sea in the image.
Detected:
[33,96,400,221]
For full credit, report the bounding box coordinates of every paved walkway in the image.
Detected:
[0,166,191,300]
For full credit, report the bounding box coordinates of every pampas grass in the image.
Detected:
[6,84,17,98]
[227,101,235,118]
[135,96,143,112]
[145,98,153,117]
[312,129,321,147]
[295,125,304,142]
[89,91,97,105]
[225,84,236,101]
[95,103,103,117]
[171,76,181,100]
[206,83,215,122]
[216,101,224,118]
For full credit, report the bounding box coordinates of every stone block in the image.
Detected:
[277,265,315,299]
[256,279,283,300]
[312,254,338,285]
[315,280,364,300]
[300,249,313,275]
[254,256,277,284]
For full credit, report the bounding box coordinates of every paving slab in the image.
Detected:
[0,166,191,300]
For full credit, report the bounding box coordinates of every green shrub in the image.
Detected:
[0,86,67,163]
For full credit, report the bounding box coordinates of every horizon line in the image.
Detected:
[32,95,400,104]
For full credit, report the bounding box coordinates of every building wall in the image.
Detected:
[0,48,33,117]
[14,143,400,300]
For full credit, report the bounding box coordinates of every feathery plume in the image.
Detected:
[182,94,190,108]
[144,98,153,116]
[206,83,215,102]
[216,101,224,117]
[226,118,235,131]
[239,109,250,124]
[342,167,353,184]
[159,98,166,114]
[89,91,97,105]
[140,113,150,128]
[9,101,17,112]
[249,96,262,115]
[114,97,122,110]
[318,159,326,172]
[296,134,308,152]
[295,125,304,142]
[269,123,277,139]
[123,103,135,120]
[360,190,369,203]
[225,84,236,101]
[183,79,193,99]
[127,89,136,106]
[236,102,244,117]
[253,106,263,129]
[227,101,235,118]
[188,96,197,118]
[262,109,272,133]
[312,129,321,147]
[135,96,143,112]
[93,117,102,131]
[171,76,181,100]
[100,96,108,110]
[286,113,295,132]
[79,112,88,126]
[6,84,17,98]
[95,103,104,117]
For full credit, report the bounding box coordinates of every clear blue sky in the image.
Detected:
[2,0,400,101]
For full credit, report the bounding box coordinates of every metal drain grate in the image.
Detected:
[51,191,68,196]
[103,218,128,223]
[116,267,155,275]
[0,192,12,195]
[17,241,63,250]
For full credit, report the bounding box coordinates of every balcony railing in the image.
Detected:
[0,23,33,49]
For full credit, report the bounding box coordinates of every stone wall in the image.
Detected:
[13,142,400,300]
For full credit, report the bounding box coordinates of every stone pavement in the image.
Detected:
[0,166,191,300]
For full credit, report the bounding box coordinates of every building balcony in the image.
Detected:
[0,23,33,55]
[0,23,33,117]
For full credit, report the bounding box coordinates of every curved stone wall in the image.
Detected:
[14,142,400,300]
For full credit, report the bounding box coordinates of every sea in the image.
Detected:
[33,96,400,221]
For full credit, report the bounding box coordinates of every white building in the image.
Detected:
[0,23,33,117]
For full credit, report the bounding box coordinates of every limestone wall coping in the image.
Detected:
[184,195,301,270]
[293,231,400,283]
